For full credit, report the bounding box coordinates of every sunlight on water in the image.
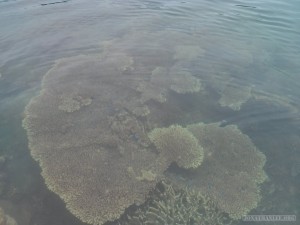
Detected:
[0,0,299,225]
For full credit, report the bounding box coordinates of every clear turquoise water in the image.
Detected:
[0,0,299,224]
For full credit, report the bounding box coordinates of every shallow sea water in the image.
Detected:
[0,0,299,225]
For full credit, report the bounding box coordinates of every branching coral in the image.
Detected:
[123,181,233,225]
[148,125,204,169]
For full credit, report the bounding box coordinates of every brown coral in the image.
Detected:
[22,54,172,225]
[148,125,204,169]
[166,122,267,220]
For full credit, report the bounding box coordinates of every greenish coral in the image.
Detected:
[123,181,233,225]
[148,125,204,169]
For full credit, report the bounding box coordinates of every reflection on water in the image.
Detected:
[0,0,299,224]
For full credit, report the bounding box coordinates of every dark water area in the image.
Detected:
[0,0,299,225]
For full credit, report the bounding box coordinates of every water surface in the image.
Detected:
[0,0,299,224]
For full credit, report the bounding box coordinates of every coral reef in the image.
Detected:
[22,54,172,225]
[148,125,204,169]
[123,181,233,225]
[136,67,169,104]
[22,52,207,225]
[126,167,157,182]
[136,66,202,103]
[136,170,157,182]
[121,99,151,117]
[22,31,268,224]
[137,82,167,103]
[218,82,252,111]
[166,122,267,220]
[169,68,202,94]
[110,110,151,148]
[58,93,92,113]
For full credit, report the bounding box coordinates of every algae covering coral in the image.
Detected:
[123,181,233,225]
[166,122,267,220]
